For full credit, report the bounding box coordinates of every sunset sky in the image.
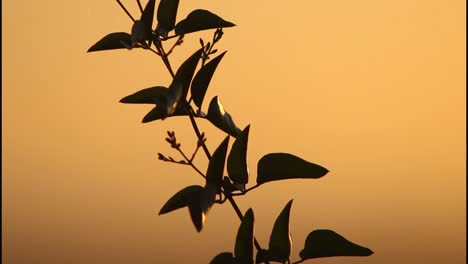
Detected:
[3,0,466,263]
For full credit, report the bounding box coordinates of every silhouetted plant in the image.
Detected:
[88,1,374,263]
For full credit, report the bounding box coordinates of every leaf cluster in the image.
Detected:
[88,1,373,263]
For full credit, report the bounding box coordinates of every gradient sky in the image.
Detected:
[3,0,466,263]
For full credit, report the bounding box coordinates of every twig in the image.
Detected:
[154,38,175,77]
[175,147,206,179]
[115,0,136,22]
[166,35,184,56]
[136,0,144,13]
[291,260,305,264]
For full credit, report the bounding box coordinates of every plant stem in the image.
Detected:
[136,0,144,13]
[116,0,136,22]
[291,260,305,264]
[175,147,206,179]
[185,102,212,159]
[225,194,263,251]
[154,38,175,77]
[154,40,264,252]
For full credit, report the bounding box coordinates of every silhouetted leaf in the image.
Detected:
[227,125,250,184]
[131,20,151,44]
[299,230,374,259]
[172,48,203,100]
[164,81,184,116]
[257,153,329,185]
[234,209,254,264]
[267,200,293,262]
[207,96,242,137]
[206,136,230,189]
[87,32,133,52]
[142,106,165,123]
[159,185,204,215]
[141,0,156,30]
[156,0,180,37]
[188,183,217,232]
[141,103,188,123]
[119,87,168,105]
[191,51,227,108]
[175,9,235,35]
[209,252,235,264]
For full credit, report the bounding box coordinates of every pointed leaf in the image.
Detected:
[227,125,250,184]
[175,9,235,35]
[119,87,168,105]
[142,106,166,123]
[207,96,242,137]
[191,51,227,108]
[172,48,203,100]
[141,0,156,30]
[206,136,230,189]
[164,81,184,116]
[268,200,293,262]
[188,183,217,232]
[141,103,188,123]
[159,185,204,215]
[157,0,180,37]
[209,252,235,264]
[300,230,374,259]
[257,153,329,185]
[87,32,133,52]
[234,209,254,264]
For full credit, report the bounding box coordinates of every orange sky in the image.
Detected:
[3,0,466,263]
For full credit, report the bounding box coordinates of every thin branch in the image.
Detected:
[136,0,144,13]
[161,34,182,41]
[226,194,263,251]
[154,38,176,77]
[184,102,212,159]
[116,0,136,22]
[245,184,261,193]
[175,147,206,179]
[229,184,260,196]
[189,143,202,162]
[166,35,184,56]
[291,260,305,264]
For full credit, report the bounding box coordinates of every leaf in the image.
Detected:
[227,125,250,184]
[158,185,204,215]
[154,48,201,117]
[188,183,217,232]
[141,0,156,30]
[119,87,168,105]
[131,20,151,44]
[142,106,165,123]
[157,0,180,37]
[175,9,235,35]
[87,32,133,52]
[267,200,293,262]
[209,252,235,264]
[206,136,230,189]
[191,51,227,108]
[164,81,184,116]
[171,48,203,101]
[257,153,329,185]
[234,209,254,264]
[141,103,187,123]
[207,96,242,137]
[300,230,373,259]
